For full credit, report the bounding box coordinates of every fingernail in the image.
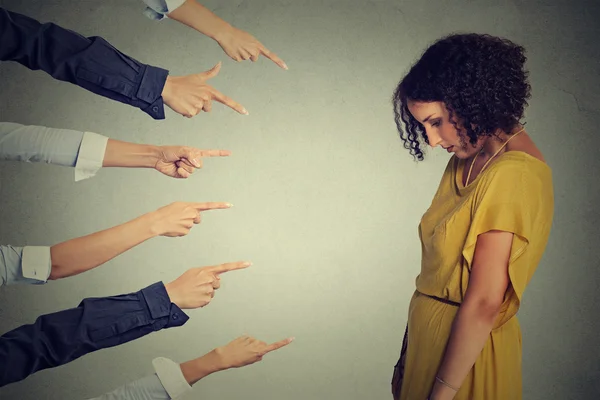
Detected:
[192,159,201,167]
[283,63,289,70]
[226,203,233,207]
[289,337,295,342]
[242,108,249,115]
[243,262,252,266]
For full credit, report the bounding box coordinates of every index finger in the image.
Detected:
[260,46,288,70]
[210,89,248,115]
[262,337,294,355]
[196,149,232,157]
[192,202,232,211]
[208,261,252,275]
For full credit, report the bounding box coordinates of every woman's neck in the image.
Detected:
[479,127,523,158]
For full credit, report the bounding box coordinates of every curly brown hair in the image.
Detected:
[392,33,532,160]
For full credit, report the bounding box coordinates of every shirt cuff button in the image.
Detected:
[152,106,159,113]
[172,314,178,320]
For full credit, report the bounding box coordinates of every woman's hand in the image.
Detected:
[162,62,248,118]
[214,26,287,70]
[165,262,251,309]
[428,380,459,400]
[147,201,232,237]
[154,146,230,179]
[214,335,294,369]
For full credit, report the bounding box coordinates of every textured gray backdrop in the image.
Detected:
[0,0,599,399]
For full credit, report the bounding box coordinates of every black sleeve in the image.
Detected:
[0,282,189,387]
[0,7,169,119]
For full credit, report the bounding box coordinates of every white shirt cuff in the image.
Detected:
[21,246,51,282]
[153,357,192,399]
[74,132,108,182]
[165,0,186,14]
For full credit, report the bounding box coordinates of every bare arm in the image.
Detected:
[166,0,231,40]
[49,213,156,280]
[88,335,293,399]
[429,230,513,400]
[166,0,287,68]
[180,336,294,385]
[102,139,161,168]
[49,202,231,280]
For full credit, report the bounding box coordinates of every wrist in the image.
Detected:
[136,211,163,239]
[211,22,234,42]
[103,139,161,169]
[163,281,181,309]
[430,381,458,400]
[180,350,225,386]
[133,144,161,169]
[161,75,174,102]
[211,346,232,369]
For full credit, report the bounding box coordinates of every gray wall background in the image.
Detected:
[0,0,598,399]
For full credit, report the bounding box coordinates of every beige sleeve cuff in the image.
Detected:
[165,0,186,16]
[153,357,193,399]
[21,246,51,282]
[74,132,108,182]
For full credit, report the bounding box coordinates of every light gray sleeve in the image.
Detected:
[86,374,171,400]
[86,358,192,400]
[0,122,108,181]
[141,0,186,20]
[0,122,83,165]
[0,245,51,287]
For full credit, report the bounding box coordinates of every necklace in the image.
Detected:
[465,127,525,186]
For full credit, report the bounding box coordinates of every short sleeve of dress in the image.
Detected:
[461,160,552,327]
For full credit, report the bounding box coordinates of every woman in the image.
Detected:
[390,33,554,400]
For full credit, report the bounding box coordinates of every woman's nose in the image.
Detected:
[426,131,442,148]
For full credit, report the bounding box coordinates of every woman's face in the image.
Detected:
[407,100,480,159]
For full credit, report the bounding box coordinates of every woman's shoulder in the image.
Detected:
[479,151,553,205]
[489,151,551,178]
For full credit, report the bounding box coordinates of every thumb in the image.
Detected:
[204,62,222,79]
[182,148,202,168]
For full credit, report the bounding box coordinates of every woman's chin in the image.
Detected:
[448,146,473,159]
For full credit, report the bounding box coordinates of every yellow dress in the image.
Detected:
[394,151,554,400]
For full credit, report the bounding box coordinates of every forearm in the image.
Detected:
[166,0,232,40]
[0,245,51,287]
[49,213,157,280]
[0,122,83,166]
[0,282,187,387]
[87,374,172,400]
[89,352,211,400]
[103,139,160,168]
[431,303,498,400]
[0,7,168,119]
[0,122,110,182]
[180,350,225,385]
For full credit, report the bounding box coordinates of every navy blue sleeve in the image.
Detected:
[0,7,168,119]
[0,282,188,387]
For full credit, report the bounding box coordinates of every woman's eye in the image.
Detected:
[432,121,441,127]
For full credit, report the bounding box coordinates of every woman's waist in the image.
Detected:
[408,290,521,332]
[411,288,462,307]
[415,290,461,307]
